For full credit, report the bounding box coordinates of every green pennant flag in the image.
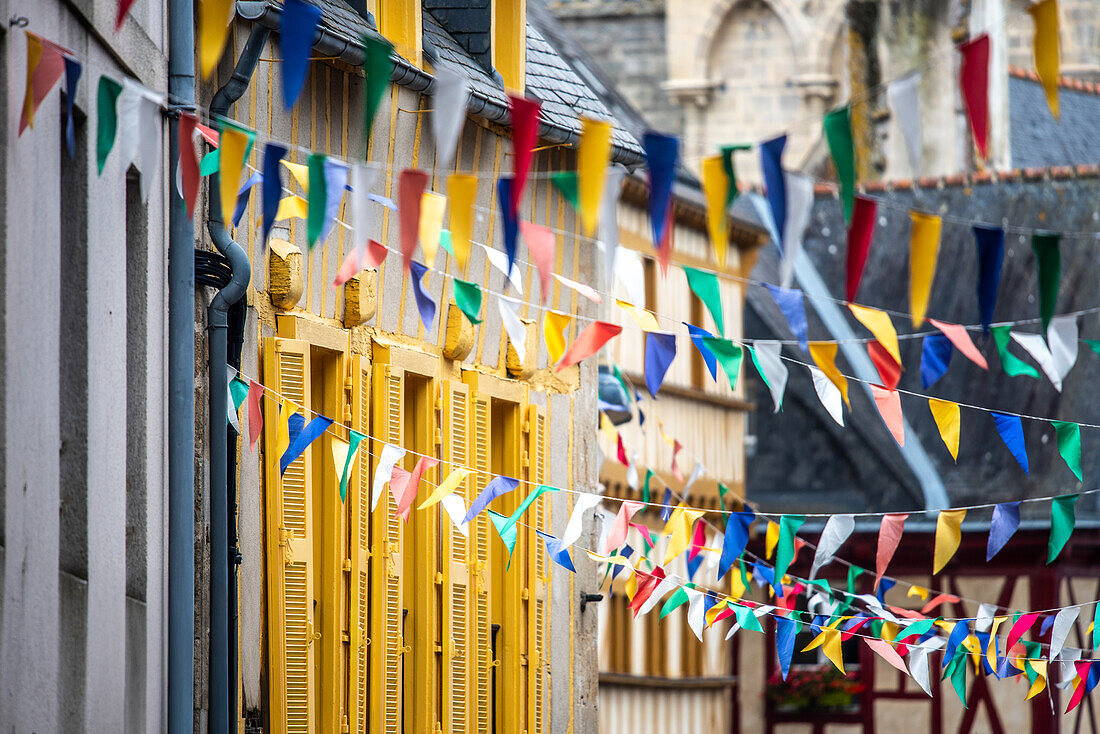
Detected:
[738,560,750,590]
[991,325,1040,379]
[1031,233,1061,334]
[946,649,969,707]
[1085,339,1100,357]
[501,484,556,535]
[339,430,366,502]
[200,149,220,176]
[230,376,250,411]
[642,469,654,504]
[96,76,124,175]
[1049,493,1079,564]
[660,586,690,619]
[550,171,579,210]
[683,266,725,336]
[612,364,632,401]
[720,144,752,208]
[363,34,394,143]
[1093,601,1100,651]
[452,278,483,324]
[718,482,730,514]
[847,565,864,595]
[307,153,327,248]
[439,230,454,257]
[700,337,743,392]
[735,603,764,633]
[773,515,806,589]
[897,618,937,642]
[1052,421,1083,481]
[488,509,518,568]
[823,106,857,223]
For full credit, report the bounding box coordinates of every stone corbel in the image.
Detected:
[790,73,840,106]
[663,78,721,109]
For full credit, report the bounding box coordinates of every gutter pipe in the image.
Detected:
[167,1,196,733]
[206,23,269,734]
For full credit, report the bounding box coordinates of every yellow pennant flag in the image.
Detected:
[1026,660,1048,700]
[822,629,846,674]
[663,505,705,564]
[616,299,660,332]
[1029,0,1061,119]
[199,0,235,79]
[765,520,779,560]
[848,304,900,365]
[273,398,298,474]
[21,34,44,132]
[705,599,729,628]
[909,211,942,327]
[448,174,477,267]
[928,398,960,462]
[701,155,730,268]
[282,160,311,193]
[218,124,252,230]
[544,311,572,364]
[809,342,850,408]
[600,412,618,445]
[265,194,309,223]
[418,468,473,509]
[907,585,930,600]
[729,570,746,601]
[586,551,635,577]
[986,617,1008,672]
[578,117,612,235]
[933,508,966,574]
[624,570,638,600]
[880,621,899,643]
[419,191,446,266]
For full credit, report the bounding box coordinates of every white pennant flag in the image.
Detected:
[614,248,646,308]
[349,163,380,262]
[685,588,707,641]
[1049,606,1079,661]
[1011,332,1063,390]
[808,366,845,426]
[371,444,406,510]
[1048,314,1079,384]
[227,382,240,433]
[908,636,944,697]
[810,514,855,578]
[560,493,602,551]
[683,461,706,499]
[431,62,469,171]
[637,575,680,617]
[751,341,788,413]
[498,297,527,363]
[598,166,627,291]
[626,453,640,490]
[440,493,469,537]
[780,172,813,288]
[479,242,524,294]
[706,532,724,571]
[118,79,163,202]
[1057,648,1083,689]
[887,71,923,175]
[974,603,998,632]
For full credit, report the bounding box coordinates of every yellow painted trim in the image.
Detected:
[375,85,401,325]
[335,71,351,321]
[492,0,526,93]
[474,135,503,364]
[376,0,422,69]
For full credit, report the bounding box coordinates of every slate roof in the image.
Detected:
[1009,68,1100,169]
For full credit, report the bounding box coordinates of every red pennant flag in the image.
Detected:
[868,341,901,389]
[197,123,220,147]
[959,34,991,160]
[920,593,959,615]
[1005,612,1041,652]
[394,456,439,521]
[520,222,555,303]
[688,521,707,560]
[874,513,907,591]
[20,34,68,135]
[1067,661,1092,713]
[556,321,622,371]
[845,195,877,303]
[616,434,629,466]
[656,205,674,276]
[116,0,138,30]
[179,113,202,219]
[671,439,684,482]
[247,379,264,453]
[871,384,905,446]
[629,567,665,616]
[508,95,541,216]
[398,170,429,273]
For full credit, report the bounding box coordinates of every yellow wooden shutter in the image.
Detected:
[262,337,316,734]
[371,363,405,734]
[442,380,471,733]
[350,355,372,734]
[526,404,548,734]
[470,392,493,734]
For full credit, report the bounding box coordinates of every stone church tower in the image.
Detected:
[550,0,1100,182]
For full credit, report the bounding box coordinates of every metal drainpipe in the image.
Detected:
[167,0,195,733]
[207,24,269,734]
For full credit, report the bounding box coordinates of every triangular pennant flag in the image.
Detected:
[544,311,571,364]
[683,266,725,337]
[700,337,743,392]
[928,319,988,370]
[928,398,961,462]
[116,0,138,29]
[557,321,622,371]
[578,117,612,236]
[1048,314,1079,385]
[959,34,991,159]
[371,444,406,510]
[808,366,844,426]
[500,485,556,535]
[765,285,808,353]
[644,332,677,397]
[448,173,477,267]
[701,155,730,267]
[246,380,264,453]
[921,333,953,389]
[231,171,263,227]
[1052,421,1082,481]
[488,509,519,564]
[719,511,755,581]
[685,324,718,381]
[809,342,849,408]
[337,430,366,502]
[887,71,923,174]
[992,326,1040,379]
[811,514,854,579]
[992,413,1029,474]
[20,33,67,135]
[520,222,556,303]
[463,476,520,524]
[849,305,900,367]
[280,416,334,475]
[1032,232,1062,335]
[408,261,437,331]
[823,105,857,223]
[875,513,907,591]
[330,439,355,500]
[598,166,627,288]
[663,506,705,565]
[909,211,942,327]
[453,278,483,326]
[1050,607,1079,661]
[773,515,806,594]
[218,121,254,230]
[643,131,679,249]
[775,616,797,680]
[871,385,905,446]
[749,341,787,413]
[419,468,474,511]
[498,297,527,363]
[508,95,541,217]
[281,0,322,109]
[431,62,469,170]
[537,530,577,573]
[720,144,750,208]
[868,341,901,390]
[1048,493,1078,564]
[1029,0,1061,118]
[63,56,81,158]
[987,502,1021,561]
[362,34,394,142]
[418,192,446,267]
[760,134,788,247]
[779,172,813,288]
[560,494,601,552]
[179,113,204,220]
[260,143,288,246]
[96,76,124,174]
[846,195,878,303]
[198,0,234,78]
[550,172,579,210]
[605,500,644,555]
[973,225,1004,332]
[335,165,384,287]
[554,273,601,304]
[309,156,348,247]
[497,176,520,275]
[398,170,429,271]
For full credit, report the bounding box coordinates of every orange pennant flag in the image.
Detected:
[875,513,908,591]
[556,321,622,371]
[928,318,988,369]
[871,385,905,446]
[20,33,67,135]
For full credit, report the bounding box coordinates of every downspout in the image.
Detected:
[206,24,269,734]
[167,1,195,733]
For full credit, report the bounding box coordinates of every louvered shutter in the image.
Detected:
[470,392,493,734]
[262,337,316,734]
[442,380,471,733]
[526,404,548,734]
[350,355,372,734]
[371,363,405,734]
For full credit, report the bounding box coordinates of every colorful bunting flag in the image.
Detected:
[870,385,905,446]
[846,195,878,303]
[498,297,526,363]
[749,342,787,413]
[521,222,556,303]
[462,475,520,524]
[508,95,541,216]
[452,278,483,325]
[644,332,677,397]
[718,510,755,581]
[281,0,322,109]
[773,515,806,594]
[921,334,952,389]
[929,319,988,370]
[1053,421,1082,481]
[418,468,473,510]
[553,273,602,304]
[683,266,725,337]
[875,513,907,591]
[246,380,264,452]
[775,616,797,680]
[701,155,730,266]
[992,413,1029,474]
[1032,232,1061,334]
[408,261,436,331]
[371,444,406,510]
[987,502,1021,561]
[1029,0,1061,118]
[538,530,577,573]
[447,174,477,267]
[663,505,705,564]
[218,122,254,229]
[972,224,1005,332]
[765,285,808,353]
[1048,493,1078,564]
[20,33,67,135]
[605,500,644,555]
[418,192,446,267]
[928,399,961,462]
[398,170,428,271]
[992,326,1040,379]
[808,366,844,426]
[849,304,900,366]
[887,72,923,174]
[115,0,137,29]
[497,176,520,275]
[760,134,788,247]
[700,337,743,392]
[259,143,287,245]
[431,62,469,170]
[362,34,394,142]
[909,211,942,327]
[809,342,849,408]
[63,56,81,158]
[823,105,857,223]
[780,172,814,287]
[578,117,612,235]
[488,509,518,564]
[811,514,854,579]
[959,34,991,159]
[643,131,679,249]
[557,321,622,371]
[719,144,750,207]
[550,172,579,210]
[280,416,333,475]
[1050,607,1078,661]
[96,76,124,174]
[934,509,965,576]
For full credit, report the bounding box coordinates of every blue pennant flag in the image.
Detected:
[760,134,788,249]
[765,284,808,353]
[409,261,437,331]
[462,475,520,524]
[281,0,323,109]
[973,225,1004,333]
[875,577,896,605]
[686,551,703,581]
[644,332,677,397]
[987,501,1021,561]
[261,143,287,247]
[64,57,82,159]
[942,619,971,670]
[660,488,673,522]
[280,415,333,475]
[233,171,264,227]
[776,616,797,680]
[920,332,953,388]
[718,510,756,581]
[497,176,519,275]
[992,413,1029,474]
[684,323,718,381]
[643,131,679,248]
[537,530,576,573]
